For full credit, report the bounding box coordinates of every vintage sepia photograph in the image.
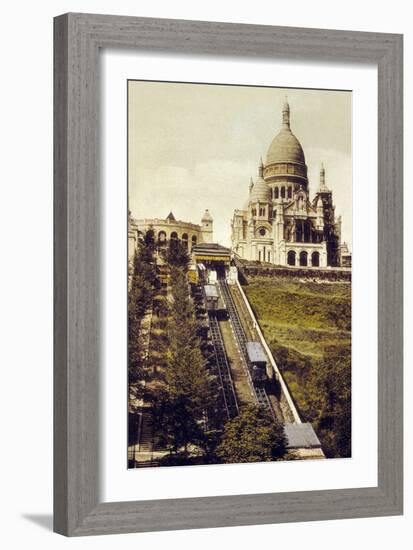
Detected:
[127,80,352,468]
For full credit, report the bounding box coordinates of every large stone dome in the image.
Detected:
[266,101,306,167]
[266,128,305,165]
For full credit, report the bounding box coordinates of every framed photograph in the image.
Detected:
[54,13,403,536]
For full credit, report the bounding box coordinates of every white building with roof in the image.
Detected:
[231,101,345,268]
[128,209,214,269]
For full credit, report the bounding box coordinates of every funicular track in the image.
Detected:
[217,275,275,419]
[208,312,239,420]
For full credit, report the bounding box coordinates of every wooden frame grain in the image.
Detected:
[53,13,403,536]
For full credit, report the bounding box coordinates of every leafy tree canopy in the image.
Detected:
[216,405,287,463]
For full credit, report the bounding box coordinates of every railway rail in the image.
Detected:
[208,312,239,419]
[217,275,275,420]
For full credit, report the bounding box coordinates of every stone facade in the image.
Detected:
[128,209,214,268]
[340,241,352,268]
[231,101,346,268]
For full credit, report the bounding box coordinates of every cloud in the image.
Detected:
[130,159,256,246]
[128,82,352,249]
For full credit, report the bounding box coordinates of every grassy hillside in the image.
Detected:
[244,277,351,458]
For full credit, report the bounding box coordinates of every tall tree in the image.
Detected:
[166,267,216,412]
[128,228,157,384]
[152,265,218,456]
[162,238,189,269]
[151,390,205,456]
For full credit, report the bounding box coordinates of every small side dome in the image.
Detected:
[250,176,271,203]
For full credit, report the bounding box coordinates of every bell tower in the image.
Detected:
[201,209,213,243]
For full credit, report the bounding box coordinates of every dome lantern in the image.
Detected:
[258,157,264,177]
[282,99,290,127]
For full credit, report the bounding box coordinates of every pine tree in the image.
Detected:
[128,228,157,384]
[162,238,189,269]
[153,265,218,456]
[166,267,216,412]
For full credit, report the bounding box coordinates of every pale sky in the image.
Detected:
[128,81,352,248]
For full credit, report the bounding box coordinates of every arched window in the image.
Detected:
[170,231,178,241]
[158,230,167,245]
[259,227,266,237]
[281,186,286,198]
[191,235,197,247]
[287,250,296,266]
[274,187,279,199]
[287,187,292,199]
[299,251,308,266]
[181,233,189,250]
[311,251,320,267]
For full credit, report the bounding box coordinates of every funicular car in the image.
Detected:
[246,341,268,384]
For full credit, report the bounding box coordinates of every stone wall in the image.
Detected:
[237,261,351,283]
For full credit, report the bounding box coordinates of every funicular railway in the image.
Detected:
[192,243,276,420]
[190,259,239,421]
[216,272,275,420]
[191,243,324,459]
[129,241,324,466]
[207,311,239,419]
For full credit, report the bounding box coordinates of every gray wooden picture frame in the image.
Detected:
[54,13,403,536]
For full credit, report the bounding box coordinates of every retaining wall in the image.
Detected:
[234,278,301,424]
[237,262,351,283]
